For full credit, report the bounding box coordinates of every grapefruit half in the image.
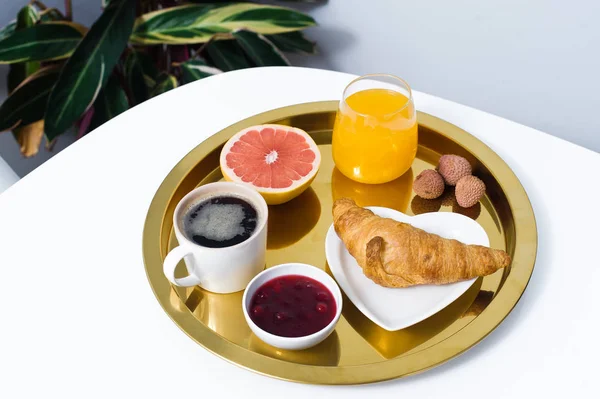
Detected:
[220,124,321,205]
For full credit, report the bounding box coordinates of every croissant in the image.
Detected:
[333,198,511,288]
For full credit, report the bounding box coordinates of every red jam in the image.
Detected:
[249,275,337,338]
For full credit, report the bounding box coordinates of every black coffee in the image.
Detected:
[183,195,258,248]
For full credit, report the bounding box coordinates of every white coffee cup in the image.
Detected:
[163,182,268,293]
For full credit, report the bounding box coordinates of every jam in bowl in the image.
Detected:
[242,263,343,350]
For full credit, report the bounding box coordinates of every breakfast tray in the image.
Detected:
[142,101,537,384]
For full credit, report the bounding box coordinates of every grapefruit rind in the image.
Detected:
[219,124,321,205]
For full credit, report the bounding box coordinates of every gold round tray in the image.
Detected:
[142,101,537,384]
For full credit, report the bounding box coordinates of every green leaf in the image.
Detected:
[89,73,128,131]
[266,31,315,54]
[0,20,16,41]
[0,66,60,132]
[150,73,178,98]
[179,59,222,84]
[39,8,66,22]
[8,4,44,156]
[0,23,84,64]
[205,39,253,71]
[131,3,316,45]
[17,4,39,27]
[233,30,289,67]
[7,67,23,94]
[7,57,41,94]
[8,5,42,93]
[44,0,136,140]
[123,50,149,105]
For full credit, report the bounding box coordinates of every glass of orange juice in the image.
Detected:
[332,74,418,184]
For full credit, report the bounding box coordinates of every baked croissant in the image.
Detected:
[333,198,511,287]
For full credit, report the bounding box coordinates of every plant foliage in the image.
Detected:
[0,0,317,157]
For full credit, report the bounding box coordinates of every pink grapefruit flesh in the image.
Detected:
[220,124,321,205]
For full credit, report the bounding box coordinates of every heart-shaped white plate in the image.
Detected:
[325,207,490,331]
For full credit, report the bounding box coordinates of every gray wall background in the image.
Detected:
[1,0,599,177]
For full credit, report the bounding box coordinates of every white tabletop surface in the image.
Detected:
[0,67,598,398]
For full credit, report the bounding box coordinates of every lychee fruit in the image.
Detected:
[413,169,445,199]
[455,175,486,208]
[437,155,472,186]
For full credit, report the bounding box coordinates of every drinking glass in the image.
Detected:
[332,74,418,184]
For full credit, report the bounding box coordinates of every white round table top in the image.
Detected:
[0,67,597,397]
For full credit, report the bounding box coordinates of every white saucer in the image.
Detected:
[325,207,489,331]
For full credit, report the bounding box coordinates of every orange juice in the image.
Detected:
[332,85,418,184]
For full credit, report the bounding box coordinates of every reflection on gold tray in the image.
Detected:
[143,101,537,384]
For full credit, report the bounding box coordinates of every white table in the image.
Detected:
[0,67,597,398]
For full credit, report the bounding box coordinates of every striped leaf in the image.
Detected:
[233,30,289,66]
[0,20,16,41]
[150,73,178,98]
[8,5,44,157]
[0,66,60,132]
[89,74,128,132]
[266,31,315,54]
[131,3,315,45]
[44,0,136,140]
[205,39,253,71]
[179,59,222,84]
[0,22,84,64]
[0,6,64,42]
[18,4,39,26]
[8,5,41,93]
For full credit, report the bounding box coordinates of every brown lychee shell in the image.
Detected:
[437,155,472,186]
[413,169,445,199]
[455,175,486,208]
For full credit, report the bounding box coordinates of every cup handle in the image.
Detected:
[163,246,202,287]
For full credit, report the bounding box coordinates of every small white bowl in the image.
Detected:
[242,263,343,351]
